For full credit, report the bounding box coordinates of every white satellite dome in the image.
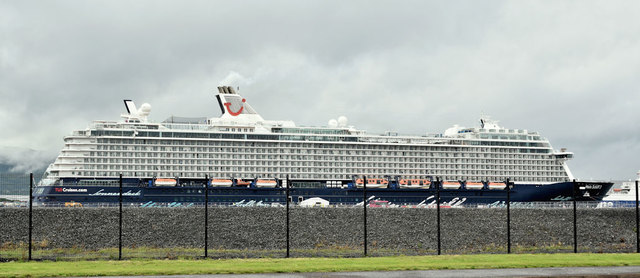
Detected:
[138,103,151,116]
[328,119,338,128]
[337,116,348,127]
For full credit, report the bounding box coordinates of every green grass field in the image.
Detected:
[1,253,640,277]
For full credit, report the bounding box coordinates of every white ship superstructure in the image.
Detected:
[41,86,574,185]
[599,171,640,207]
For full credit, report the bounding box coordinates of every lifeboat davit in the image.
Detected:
[210,178,233,187]
[441,181,461,190]
[488,182,507,190]
[465,181,484,190]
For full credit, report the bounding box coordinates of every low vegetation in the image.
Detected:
[0,243,582,261]
[1,253,640,277]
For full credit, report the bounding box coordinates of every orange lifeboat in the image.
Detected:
[256,178,277,188]
[488,182,507,190]
[465,182,484,190]
[356,178,388,188]
[399,178,429,189]
[235,179,251,187]
[210,178,232,187]
[441,181,461,190]
[155,178,177,186]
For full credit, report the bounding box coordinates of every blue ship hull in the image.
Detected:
[33,179,613,206]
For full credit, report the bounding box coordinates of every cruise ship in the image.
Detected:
[33,86,613,206]
[598,171,640,207]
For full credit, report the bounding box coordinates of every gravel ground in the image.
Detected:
[0,207,637,258]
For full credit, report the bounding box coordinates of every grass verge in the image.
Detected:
[0,243,589,261]
[1,253,640,277]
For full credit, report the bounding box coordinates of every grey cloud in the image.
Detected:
[0,147,54,173]
[1,0,639,180]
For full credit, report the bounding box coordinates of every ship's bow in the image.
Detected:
[575,181,614,201]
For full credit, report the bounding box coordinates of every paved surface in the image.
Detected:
[100,266,640,278]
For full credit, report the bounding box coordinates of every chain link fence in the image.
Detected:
[1,174,638,261]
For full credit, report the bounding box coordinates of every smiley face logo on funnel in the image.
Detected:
[224,98,245,116]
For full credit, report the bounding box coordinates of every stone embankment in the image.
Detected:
[0,207,635,255]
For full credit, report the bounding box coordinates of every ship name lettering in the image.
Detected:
[62,188,88,193]
[89,189,142,196]
[584,184,602,190]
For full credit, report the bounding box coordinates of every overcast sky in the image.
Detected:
[1,0,639,180]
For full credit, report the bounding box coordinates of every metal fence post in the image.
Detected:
[362,176,367,257]
[205,174,209,258]
[572,179,577,253]
[119,173,123,260]
[436,177,441,255]
[636,180,640,253]
[29,173,33,261]
[286,174,290,258]
[506,178,511,254]
[363,176,367,257]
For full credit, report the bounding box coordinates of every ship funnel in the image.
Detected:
[121,99,149,122]
[217,86,238,95]
[214,85,262,121]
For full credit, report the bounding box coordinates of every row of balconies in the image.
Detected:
[54,155,564,168]
[55,158,567,170]
[82,146,551,157]
[66,168,569,182]
[60,147,556,163]
[64,138,552,153]
[57,164,568,177]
